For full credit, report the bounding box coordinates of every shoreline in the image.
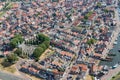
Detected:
[100,0,120,79]
[100,4,120,60]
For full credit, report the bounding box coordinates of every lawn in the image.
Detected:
[111,72,120,80]
[0,11,6,18]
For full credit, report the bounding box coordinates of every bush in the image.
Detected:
[5,53,18,64]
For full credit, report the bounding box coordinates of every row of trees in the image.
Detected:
[32,34,50,61]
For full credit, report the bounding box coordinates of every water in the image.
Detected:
[100,35,120,67]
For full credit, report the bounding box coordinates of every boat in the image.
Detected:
[113,42,117,45]
[108,53,116,56]
[118,49,120,52]
[112,64,118,69]
[100,57,113,62]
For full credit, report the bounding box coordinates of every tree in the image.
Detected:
[38,43,47,51]
[33,47,44,60]
[14,48,22,56]
[6,53,18,63]
[10,38,19,48]
[44,41,50,48]
[84,15,88,20]
[87,38,97,46]
[36,34,45,42]
[10,34,24,49]
[14,34,24,43]
[84,11,93,20]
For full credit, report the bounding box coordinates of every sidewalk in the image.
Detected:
[101,65,120,80]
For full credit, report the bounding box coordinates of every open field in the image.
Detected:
[39,48,55,61]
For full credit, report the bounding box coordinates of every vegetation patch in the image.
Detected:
[87,38,97,46]
[10,34,24,49]
[84,11,93,20]
[25,34,50,61]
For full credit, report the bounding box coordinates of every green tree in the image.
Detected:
[10,38,19,48]
[6,53,18,63]
[14,34,24,43]
[14,48,22,56]
[38,43,47,51]
[10,34,24,49]
[84,15,88,20]
[36,34,45,42]
[84,11,93,20]
[87,38,97,45]
[44,41,50,48]
[33,47,44,60]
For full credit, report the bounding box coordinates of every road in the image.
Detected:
[60,61,75,80]
[0,71,27,80]
[101,65,120,80]
[15,58,32,80]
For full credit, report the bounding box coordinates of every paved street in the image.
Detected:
[101,65,120,80]
[0,71,27,80]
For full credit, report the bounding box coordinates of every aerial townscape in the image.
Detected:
[0,0,120,80]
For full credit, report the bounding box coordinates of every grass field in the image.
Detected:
[111,72,120,80]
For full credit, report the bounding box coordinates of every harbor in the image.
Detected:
[100,5,120,67]
[100,33,120,67]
